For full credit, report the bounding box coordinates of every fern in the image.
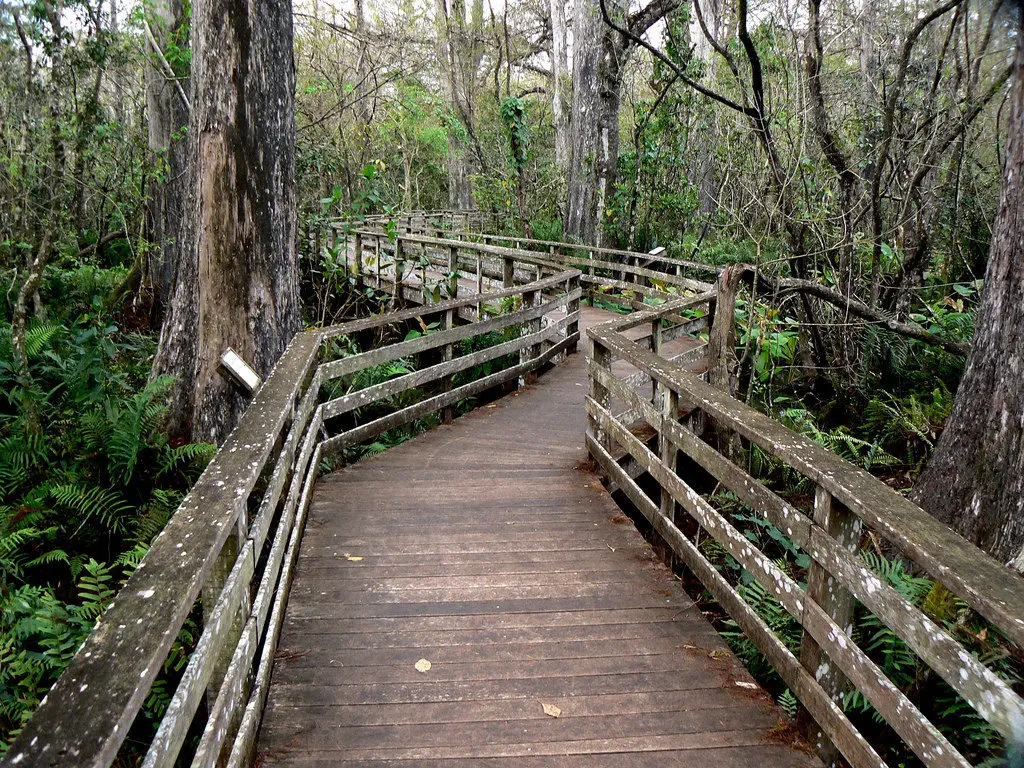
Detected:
[0,507,61,583]
[159,442,216,478]
[50,484,133,534]
[777,406,897,471]
[72,560,116,620]
[105,376,175,484]
[23,322,62,360]
[777,688,799,718]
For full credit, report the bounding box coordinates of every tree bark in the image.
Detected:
[913,21,1024,572]
[566,0,680,247]
[145,0,189,320]
[691,0,724,217]
[152,0,300,445]
[564,0,604,244]
[549,0,570,185]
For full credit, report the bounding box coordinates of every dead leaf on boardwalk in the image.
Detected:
[541,702,561,718]
[345,555,363,561]
[415,659,432,673]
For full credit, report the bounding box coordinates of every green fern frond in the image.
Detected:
[158,442,216,478]
[23,321,63,360]
[73,559,116,620]
[50,484,133,533]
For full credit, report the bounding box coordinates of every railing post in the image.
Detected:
[567,274,580,354]
[519,289,541,388]
[503,256,515,289]
[651,319,662,402]
[353,232,363,278]
[442,308,455,423]
[394,236,403,300]
[587,249,595,304]
[476,255,484,319]
[659,385,679,525]
[420,242,428,304]
[588,338,612,454]
[707,265,742,396]
[448,244,459,299]
[375,235,382,290]
[797,485,861,767]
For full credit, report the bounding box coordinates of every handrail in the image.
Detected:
[5,242,580,768]
[585,299,1024,768]
[341,209,722,283]
[332,214,717,311]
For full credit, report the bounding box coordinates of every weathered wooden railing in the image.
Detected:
[5,256,580,768]
[334,212,719,311]
[585,296,1024,768]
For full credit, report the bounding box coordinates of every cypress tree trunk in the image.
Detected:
[550,0,570,183]
[565,0,609,246]
[913,18,1024,571]
[144,0,189,320]
[152,0,300,445]
[435,0,481,210]
[565,0,680,247]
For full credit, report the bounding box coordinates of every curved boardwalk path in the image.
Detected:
[255,307,818,768]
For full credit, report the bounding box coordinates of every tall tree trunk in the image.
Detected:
[549,0,570,185]
[913,21,1024,571]
[145,0,189,320]
[564,0,603,245]
[152,0,300,445]
[565,0,680,247]
[351,0,373,177]
[690,0,723,218]
[436,0,482,210]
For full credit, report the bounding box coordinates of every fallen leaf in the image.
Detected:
[735,681,758,689]
[541,702,561,718]
[346,555,363,561]
[415,659,432,673]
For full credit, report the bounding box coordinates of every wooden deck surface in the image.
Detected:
[255,306,818,768]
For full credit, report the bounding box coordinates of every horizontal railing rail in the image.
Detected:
[6,249,580,768]
[585,298,1024,768]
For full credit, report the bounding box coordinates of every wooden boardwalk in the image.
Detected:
[255,307,818,768]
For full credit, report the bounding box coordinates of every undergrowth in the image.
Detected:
[0,310,213,752]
